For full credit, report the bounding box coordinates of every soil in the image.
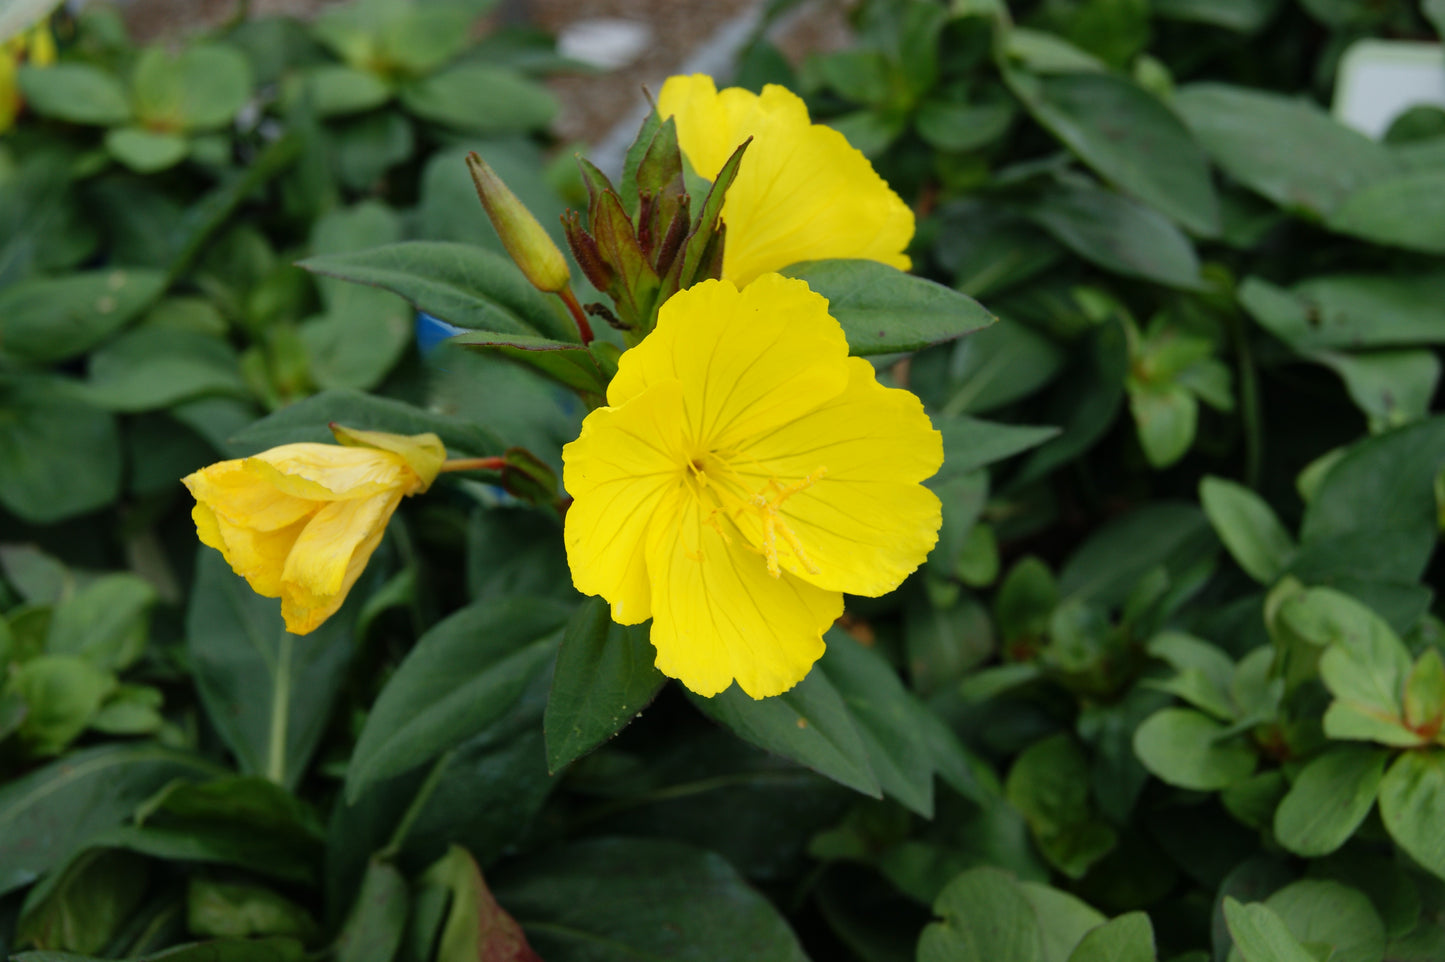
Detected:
[115,0,856,145]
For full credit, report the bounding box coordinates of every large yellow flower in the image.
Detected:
[562,274,942,698]
[182,427,445,635]
[657,74,914,287]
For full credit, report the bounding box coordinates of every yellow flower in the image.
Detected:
[657,74,914,287]
[182,427,445,635]
[562,274,942,698]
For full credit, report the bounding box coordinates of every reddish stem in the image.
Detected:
[438,456,507,474]
[558,287,595,345]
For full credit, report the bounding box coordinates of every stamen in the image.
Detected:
[683,453,827,578]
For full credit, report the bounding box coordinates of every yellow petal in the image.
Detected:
[658,74,914,285]
[195,500,313,599]
[645,493,840,698]
[279,491,400,634]
[607,275,849,452]
[251,443,412,500]
[562,379,690,624]
[729,357,944,596]
[0,51,20,135]
[330,425,447,492]
[183,460,319,531]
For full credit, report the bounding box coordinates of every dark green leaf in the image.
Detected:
[346,596,570,801]
[289,65,393,118]
[780,259,995,355]
[451,331,609,396]
[227,388,500,457]
[1238,274,1445,350]
[186,552,357,789]
[1008,71,1219,236]
[0,379,120,523]
[1006,733,1117,878]
[1173,83,1398,217]
[690,665,881,799]
[1012,320,1128,485]
[0,743,221,897]
[0,268,167,363]
[935,416,1060,481]
[1327,169,1445,253]
[298,241,573,341]
[335,859,408,962]
[17,849,150,955]
[80,328,248,412]
[1026,181,1204,289]
[1059,502,1213,607]
[545,597,665,773]
[492,837,809,961]
[187,879,319,941]
[1250,879,1387,962]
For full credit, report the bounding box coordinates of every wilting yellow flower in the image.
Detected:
[657,74,914,287]
[562,274,942,698]
[183,427,445,635]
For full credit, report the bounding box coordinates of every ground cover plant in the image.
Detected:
[1,0,1444,959]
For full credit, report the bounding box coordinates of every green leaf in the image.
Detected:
[817,630,940,816]
[1067,913,1156,962]
[1247,880,1387,962]
[0,378,120,525]
[1404,649,1445,731]
[1026,181,1204,289]
[690,665,881,799]
[1273,746,1388,856]
[335,859,409,962]
[493,837,809,961]
[930,310,1066,413]
[1152,0,1278,31]
[1014,320,1128,485]
[398,64,558,133]
[918,867,1045,962]
[0,743,221,897]
[1058,501,1213,607]
[1018,883,1108,962]
[1222,898,1323,962]
[226,388,500,457]
[332,110,414,190]
[290,64,393,117]
[451,331,609,396]
[187,879,319,941]
[1006,733,1117,878]
[916,97,1016,153]
[17,64,131,125]
[45,572,155,671]
[1007,70,1219,236]
[1238,274,1445,351]
[1129,381,1198,467]
[1300,417,1445,584]
[16,849,149,955]
[1200,476,1296,584]
[779,259,996,355]
[10,655,114,756]
[346,596,570,802]
[1173,83,1398,218]
[298,241,573,341]
[1327,169,1445,253]
[186,552,357,789]
[130,44,252,131]
[0,267,167,362]
[1378,749,1445,882]
[935,416,1060,481]
[1314,349,1441,430]
[544,597,666,773]
[13,939,305,962]
[80,328,247,412]
[1133,707,1257,790]
[104,127,190,174]
[420,846,540,962]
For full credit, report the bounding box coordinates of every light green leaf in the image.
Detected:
[919,867,1045,962]
[104,127,190,174]
[1200,476,1296,584]
[131,44,252,131]
[1067,912,1156,962]
[1378,749,1445,881]
[0,267,167,362]
[1133,707,1257,790]
[1130,381,1198,467]
[1223,898,1321,962]
[1239,274,1445,351]
[290,64,393,117]
[80,328,248,412]
[45,572,155,671]
[1327,169,1445,253]
[399,64,558,133]
[17,64,131,125]
[1273,746,1388,856]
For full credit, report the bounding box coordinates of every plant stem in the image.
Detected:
[558,287,595,345]
[378,748,456,859]
[438,456,507,473]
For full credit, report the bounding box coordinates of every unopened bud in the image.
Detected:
[466,152,571,294]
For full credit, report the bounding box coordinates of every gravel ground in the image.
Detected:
[117,0,854,144]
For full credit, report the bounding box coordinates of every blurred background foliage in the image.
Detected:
[1,0,1444,959]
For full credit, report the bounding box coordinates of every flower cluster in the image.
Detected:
[183,74,942,698]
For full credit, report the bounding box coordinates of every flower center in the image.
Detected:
[684,452,826,578]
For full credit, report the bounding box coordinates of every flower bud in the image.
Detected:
[466,152,571,294]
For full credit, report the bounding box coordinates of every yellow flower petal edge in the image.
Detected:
[657,73,915,286]
[182,429,445,635]
[562,274,942,698]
